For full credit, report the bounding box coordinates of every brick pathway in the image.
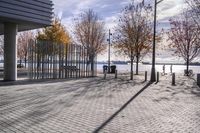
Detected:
[0,74,200,133]
[101,75,200,133]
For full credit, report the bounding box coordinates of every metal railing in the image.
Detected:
[28,40,97,79]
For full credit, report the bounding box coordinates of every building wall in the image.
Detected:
[0,0,53,25]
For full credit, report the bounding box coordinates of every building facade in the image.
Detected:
[0,0,53,81]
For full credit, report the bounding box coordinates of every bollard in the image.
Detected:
[157,72,159,82]
[145,71,147,81]
[130,71,133,80]
[115,70,117,78]
[172,73,175,85]
[104,70,107,79]
[197,74,200,87]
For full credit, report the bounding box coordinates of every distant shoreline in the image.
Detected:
[97,62,200,66]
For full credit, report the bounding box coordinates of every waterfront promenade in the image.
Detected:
[0,74,200,133]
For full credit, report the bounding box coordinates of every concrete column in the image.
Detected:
[4,23,18,81]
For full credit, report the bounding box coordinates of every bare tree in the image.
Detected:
[167,10,200,76]
[74,9,106,76]
[186,0,200,27]
[18,31,34,68]
[113,1,153,79]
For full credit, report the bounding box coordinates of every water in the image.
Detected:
[1,63,200,74]
[97,64,200,74]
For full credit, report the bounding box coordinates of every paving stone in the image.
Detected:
[0,74,199,133]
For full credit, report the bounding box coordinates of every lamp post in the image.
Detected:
[150,0,164,82]
[107,29,112,73]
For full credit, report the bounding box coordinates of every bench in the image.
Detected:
[62,66,79,71]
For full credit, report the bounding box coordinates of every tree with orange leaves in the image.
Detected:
[36,17,71,72]
[74,9,106,76]
[37,17,71,46]
[114,1,153,79]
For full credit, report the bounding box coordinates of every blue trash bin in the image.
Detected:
[103,65,108,73]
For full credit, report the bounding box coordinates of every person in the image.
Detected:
[163,64,165,75]
[170,64,173,73]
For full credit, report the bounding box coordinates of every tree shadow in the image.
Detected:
[1,76,147,131]
[152,77,200,103]
[187,76,200,97]
[93,82,152,133]
[0,77,93,86]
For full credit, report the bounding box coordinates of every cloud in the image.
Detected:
[155,0,187,31]
[52,0,187,31]
[104,15,118,30]
[52,0,129,18]
[51,0,188,61]
[52,0,131,31]
[157,0,187,20]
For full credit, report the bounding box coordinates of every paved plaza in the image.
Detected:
[0,74,200,133]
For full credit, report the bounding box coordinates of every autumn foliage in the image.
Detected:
[37,17,70,45]
[74,9,106,76]
[114,1,153,78]
[74,9,106,55]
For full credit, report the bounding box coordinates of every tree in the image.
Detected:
[186,0,200,27]
[17,31,34,68]
[37,17,71,68]
[74,9,106,76]
[36,17,71,78]
[113,1,153,79]
[37,17,70,45]
[167,11,200,76]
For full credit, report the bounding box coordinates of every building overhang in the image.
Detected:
[0,0,53,34]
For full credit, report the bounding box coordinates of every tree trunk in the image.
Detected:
[20,57,22,67]
[91,60,94,77]
[25,56,27,68]
[90,56,95,77]
[186,43,190,76]
[186,58,189,76]
[136,54,139,75]
[25,52,27,68]
[130,57,133,80]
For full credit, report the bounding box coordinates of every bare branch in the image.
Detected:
[17,31,35,67]
[167,10,200,75]
[74,9,106,76]
[113,1,154,75]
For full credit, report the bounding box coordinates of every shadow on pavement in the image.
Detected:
[93,82,152,133]
[0,77,95,86]
[152,77,200,103]
[0,76,147,129]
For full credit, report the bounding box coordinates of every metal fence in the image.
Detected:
[28,40,97,79]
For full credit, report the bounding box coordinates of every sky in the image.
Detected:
[52,0,188,63]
